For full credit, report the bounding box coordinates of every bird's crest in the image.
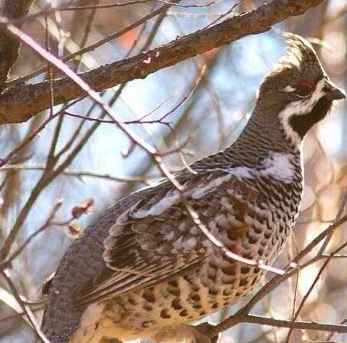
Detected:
[278,32,324,75]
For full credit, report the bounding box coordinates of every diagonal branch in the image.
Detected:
[0,0,324,125]
[231,314,347,334]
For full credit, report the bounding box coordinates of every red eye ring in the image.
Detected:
[295,79,314,98]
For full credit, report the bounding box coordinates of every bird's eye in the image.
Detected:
[294,80,314,98]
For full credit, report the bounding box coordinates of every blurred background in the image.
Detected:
[0,0,347,342]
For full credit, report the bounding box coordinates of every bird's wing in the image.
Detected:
[73,170,260,307]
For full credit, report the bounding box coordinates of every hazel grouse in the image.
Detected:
[42,34,346,343]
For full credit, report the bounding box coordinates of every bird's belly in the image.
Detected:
[81,272,260,342]
[89,245,278,341]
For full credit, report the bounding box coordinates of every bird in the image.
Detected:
[41,34,346,343]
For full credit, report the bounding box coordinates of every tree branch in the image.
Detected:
[0,0,35,92]
[235,314,347,334]
[0,0,324,125]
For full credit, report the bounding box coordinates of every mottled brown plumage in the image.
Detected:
[42,34,345,343]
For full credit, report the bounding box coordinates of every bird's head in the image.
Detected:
[256,33,345,145]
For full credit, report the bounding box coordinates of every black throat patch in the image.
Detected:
[288,97,333,139]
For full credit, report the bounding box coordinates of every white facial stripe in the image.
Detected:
[281,85,296,93]
[279,78,326,144]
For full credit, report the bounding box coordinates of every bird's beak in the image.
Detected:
[324,80,346,101]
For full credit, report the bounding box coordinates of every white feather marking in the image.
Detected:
[190,174,232,199]
[166,230,175,241]
[173,235,183,249]
[226,153,295,183]
[178,222,186,231]
[260,151,295,182]
[279,78,326,144]
[133,190,181,218]
[184,237,198,249]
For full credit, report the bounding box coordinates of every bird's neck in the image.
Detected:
[189,108,303,174]
[223,109,302,168]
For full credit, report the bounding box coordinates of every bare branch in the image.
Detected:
[5,2,173,89]
[0,0,324,124]
[1,270,50,343]
[237,314,347,334]
[0,201,62,272]
[0,164,165,182]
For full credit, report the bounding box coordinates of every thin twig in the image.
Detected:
[5,2,175,89]
[0,201,62,272]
